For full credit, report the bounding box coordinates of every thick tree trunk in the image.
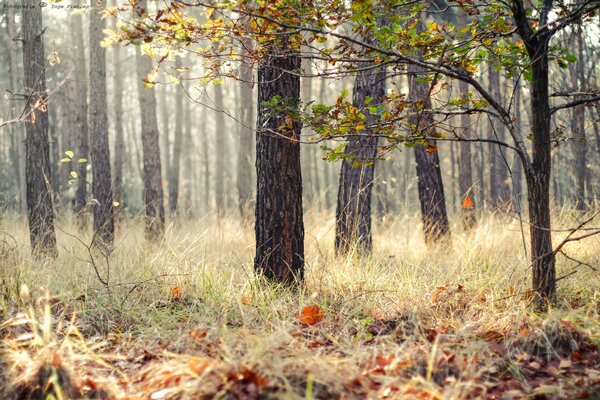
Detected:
[458,80,476,229]
[335,63,386,255]
[407,62,450,242]
[89,0,114,246]
[73,12,89,224]
[237,37,255,219]
[22,0,58,258]
[254,39,304,283]
[528,42,556,306]
[135,0,165,240]
[168,58,185,215]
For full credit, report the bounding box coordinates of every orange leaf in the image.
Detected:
[170,286,182,302]
[426,145,437,153]
[296,304,324,326]
[461,195,474,209]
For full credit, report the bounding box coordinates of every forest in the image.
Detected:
[0,0,599,398]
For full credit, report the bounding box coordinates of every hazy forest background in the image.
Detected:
[0,0,599,398]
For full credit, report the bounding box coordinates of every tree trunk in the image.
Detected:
[407,36,450,242]
[237,37,255,219]
[335,62,386,255]
[254,38,304,283]
[168,58,185,215]
[458,79,476,229]
[89,0,114,246]
[134,0,165,240]
[112,36,125,221]
[214,82,226,218]
[73,12,89,225]
[22,0,58,258]
[511,80,523,213]
[7,0,25,213]
[527,40,556,306]
[571,26,587,210]
[488,67,511,207]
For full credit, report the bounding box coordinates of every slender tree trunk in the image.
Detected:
[254,37,304,283]
[168,58,185,215]
[160,84,170,200]
[488,67,511,207]
[335,62,386,255]
[22,0,58,258]
[237,37,255,219]
[134,0,165,240]
[301,56,314,205]
[112,37,125,221]
[458,79,476,228]
[214,82,226,218]
[89,0,114,246]
[512,80,523,213]
[571,26,587,210]
[407,24,450,243]
[73,12,90,225]
[7,1,25,213]
[183,85,194,216]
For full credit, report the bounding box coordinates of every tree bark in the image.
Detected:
[73,12,89,225]
[488,67,511,207]
[335,62,386,255]
[89,0,114,246]
[22,0,58,258]
[134,0,166,240]
[254,38,304,283]
[458,79,476,228]
[407,37,450,242]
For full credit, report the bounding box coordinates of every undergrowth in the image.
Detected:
[0,207,598,399]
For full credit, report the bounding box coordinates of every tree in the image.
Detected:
[89,0,115,246]
[73,11,89,224]
[335,61,386,255]
[21,0,58,258]
[168,57,185,215]
[570,25,587,211]
[112,10,125,221]
[254,36,305,283]
[237,37,255,219]
[134,0,166,240]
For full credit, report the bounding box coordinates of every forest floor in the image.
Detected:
[0,208,598,399]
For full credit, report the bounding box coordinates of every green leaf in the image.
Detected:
[60,158,72,163]
[65,150,74,158]
[78,158,88,163]
[70,171,78,178]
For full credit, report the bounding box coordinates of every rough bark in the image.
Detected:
[22,0,58,258]
[335,63,386,255]
[168,58,185,215]
[407,33,450,242]
[254,39,304,283]
[134,0,165,240]
[73,12,90,224]
[89,0,115,246]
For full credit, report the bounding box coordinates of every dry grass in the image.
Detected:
[0,207,598,399]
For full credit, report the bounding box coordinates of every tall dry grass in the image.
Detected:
[0,207,598,398]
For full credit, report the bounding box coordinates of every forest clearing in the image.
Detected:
[1,0,600,398]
